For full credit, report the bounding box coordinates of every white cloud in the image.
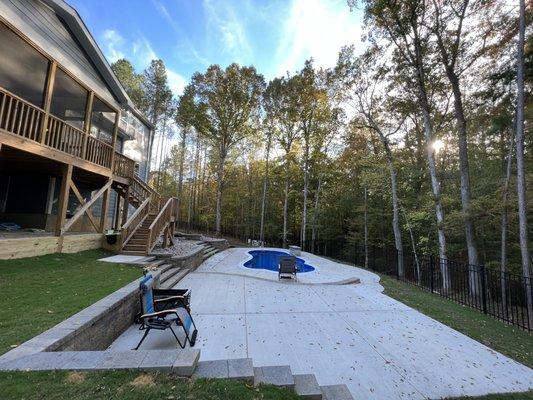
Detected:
[203,0,252,63]
[166,68,187,96]
[101,29,125,62]
[274,0,364,77]
[132,36,158,67]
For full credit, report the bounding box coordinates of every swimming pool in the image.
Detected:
[243,250,315,273]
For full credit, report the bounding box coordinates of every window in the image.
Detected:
[0,23,49,107]
[50,68,88,129]
[90,97,116,144]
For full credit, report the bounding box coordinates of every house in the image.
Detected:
[0,0,176,258]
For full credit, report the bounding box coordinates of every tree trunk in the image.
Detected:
[282,160,290,248]
[413,35,449,291]
[382,139,404,277]
[259,133,272,245]
[500,131,514,320]
[215,148,226,236]
[176,130,187,222]
[311,174,323,253]
[446,69,480,296]
[515,0,533,328]
[419,103,449,292]
[301,137,310,250]
[364,187,369,269]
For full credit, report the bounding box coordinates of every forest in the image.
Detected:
[111,0,532,280]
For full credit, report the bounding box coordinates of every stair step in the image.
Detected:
[128,239,148,245]
[254,366,295,390]
[160,267,180,283]
[123,244,147,251]
[158,263,174,274]
[121,250,146,256]
[294,374,322,400]
[172,349,201,377]
[320,385,354,400]
[160,269,190,289]
[193,358,254,382]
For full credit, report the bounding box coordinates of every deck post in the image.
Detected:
[99,181,110,232]
[121,185,130,228]
[110,110,120,173]
[55,163,73,236]
[40,61,57,145]
[82,92,94,160]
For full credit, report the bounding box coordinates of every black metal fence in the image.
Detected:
[305,239,532,332]
[174,220,532,331]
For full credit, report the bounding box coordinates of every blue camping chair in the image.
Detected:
[134,274,198,350]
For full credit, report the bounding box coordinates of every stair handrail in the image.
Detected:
[120,197,151,248]
[146,197,174,253]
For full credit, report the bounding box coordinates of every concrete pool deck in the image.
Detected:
[110,247,533,399]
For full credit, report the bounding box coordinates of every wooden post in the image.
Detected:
[110,110,120,172]
[99,182,110,232]
[121,185,130,227]
[82,92,94,160]
[55,163,72,236]
[41,61,57,144]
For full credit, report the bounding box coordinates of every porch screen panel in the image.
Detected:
[50,68,88,130]
[0,22,49,107]
[90,97,116,144]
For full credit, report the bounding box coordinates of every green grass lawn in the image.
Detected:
[0,250,297,400]
[0,249,141,355]
[379,275,533,369]
[1,370,299,400]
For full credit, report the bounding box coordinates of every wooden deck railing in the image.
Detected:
[0,86,135,177]
[146,197,174,253]
[44,114,85,158]
[0,88,45,142]
[113,152,135,179]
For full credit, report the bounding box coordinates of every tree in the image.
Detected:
[428,0,503,294]
[143,59,173,171]
[265,76,301,247]
[353,0,450,290]
[185,64,265,235]
[337,48,405,276]
[175,87,196,222]
[111,59,147,111]
[515,0,532,326]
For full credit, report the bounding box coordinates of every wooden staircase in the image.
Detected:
[117,176,178,256]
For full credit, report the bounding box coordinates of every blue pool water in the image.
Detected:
[243,250,315,273]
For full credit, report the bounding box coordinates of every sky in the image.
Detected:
[68,0,366,96]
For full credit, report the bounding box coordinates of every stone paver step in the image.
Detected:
[320,385,354,400]
[161,269,190,289]
[254,365,295,390]
[193,358,254,383]
[294,374,323,399]
[158,263,174,274]
[160,266,179,283]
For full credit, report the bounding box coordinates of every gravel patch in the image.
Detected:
[152,238,201,257]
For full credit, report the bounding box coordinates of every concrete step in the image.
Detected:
[160,269,190,289]
[320,385,354,400]
[254,365,295,390]
[193,358,254,383]
[158,263,174,274]
[294,374,322,399]
[160,266,179,283]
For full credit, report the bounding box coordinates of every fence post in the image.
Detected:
[429,254,434,293]
[480,265,488,314]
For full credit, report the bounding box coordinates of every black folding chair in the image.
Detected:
[134,274,198,350]
[278,256,297,281]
